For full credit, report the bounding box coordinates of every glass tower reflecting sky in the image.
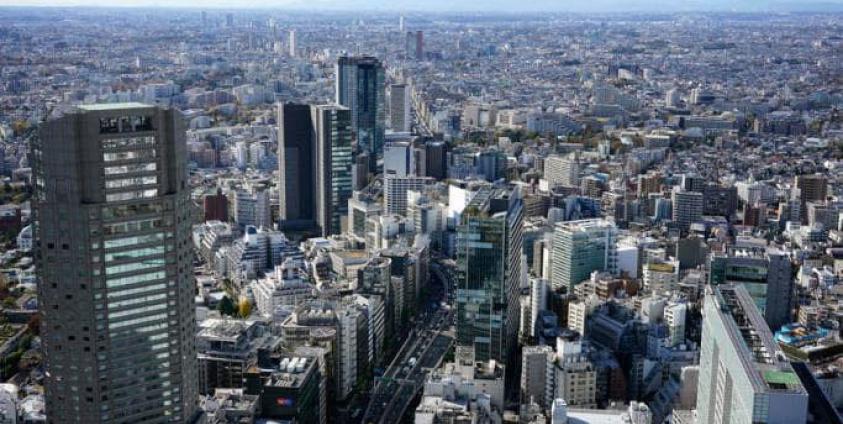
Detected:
[336,56,385,168]
[455,187,523,368]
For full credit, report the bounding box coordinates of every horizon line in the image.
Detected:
[2,4,843,14]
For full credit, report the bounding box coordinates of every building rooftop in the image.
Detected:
[198,319,258,342]
[77,102,153,111]
[713,284,807,394]
[266,356,316,389]
[556,218,616,234]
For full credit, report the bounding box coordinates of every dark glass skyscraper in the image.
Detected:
[278,103,353,237]
[335,56,385,168]
[278,103,316,231]
[455,187,524,369]
[33,103,198,423]
[313,104,353,236]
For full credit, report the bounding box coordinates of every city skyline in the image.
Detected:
[1,3,842,424]
[4,0,843,12]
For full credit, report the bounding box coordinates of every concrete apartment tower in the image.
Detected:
[34,103,198,423]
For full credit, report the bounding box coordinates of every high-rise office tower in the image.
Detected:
[696,284,808,424]
[277,103,352,237]
[708,238,794,330]
[336,56,385,166]
[288,30,296,57]
[405,32,414,58]
[455,187,523,369]
[690,87,703,105]
[388,83,412,133]
[278,103,315,231]
[550,219,618,291]
[313,104,353,236]
[415,30,424,60]
[671,187,704,233]
[664,302,688,347]
[34,103,198,422]
[399,15,405,32]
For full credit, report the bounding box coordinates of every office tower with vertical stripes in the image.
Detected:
[34,103,198,423]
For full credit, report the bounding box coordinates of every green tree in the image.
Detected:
[2,297,16,309]
[217,295,236,316]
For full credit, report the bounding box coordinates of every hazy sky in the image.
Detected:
[3,0,842,12]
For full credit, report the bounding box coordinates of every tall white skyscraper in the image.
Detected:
[288,29,296,57]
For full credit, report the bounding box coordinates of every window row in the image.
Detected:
[107,302,167,319]
[105,175,158,189]
[103,233,166,250]
[102,218,165,236]
[102,203,165,220]
[99,116,153,134]
[106,189,158,203]
[107,312,167,330]
[103,149,157,163]
[105,245,167,263]
[105,258,166,276]
[105,283,168,301]
[102,136,156,150]
[105,162,157,175]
